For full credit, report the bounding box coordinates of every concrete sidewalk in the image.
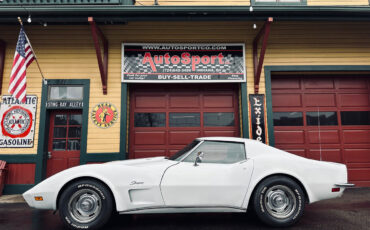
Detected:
[0,194,25,203]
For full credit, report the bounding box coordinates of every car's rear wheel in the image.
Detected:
[252,176,305,227]
[58,179,113,230]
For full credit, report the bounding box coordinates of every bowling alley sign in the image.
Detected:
[0,95,37,148]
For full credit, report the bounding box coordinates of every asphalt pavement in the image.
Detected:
[0,188,369,230]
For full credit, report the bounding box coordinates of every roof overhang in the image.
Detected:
[1,6,370,24]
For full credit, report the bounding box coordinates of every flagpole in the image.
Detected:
[17,17,47,85]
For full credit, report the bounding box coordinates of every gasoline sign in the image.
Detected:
[122,43,246,83]
[0,95,37,148]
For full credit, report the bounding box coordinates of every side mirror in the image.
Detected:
[194,151,204,166]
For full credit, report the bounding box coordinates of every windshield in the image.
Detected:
[169,140,200,161]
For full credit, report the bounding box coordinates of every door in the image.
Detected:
[46,110,82,177]
[271,75,370,186]
[161,141,253,208]
[130,84,240,159]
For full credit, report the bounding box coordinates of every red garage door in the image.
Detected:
[129,84,240,159]
[272,75,370,187]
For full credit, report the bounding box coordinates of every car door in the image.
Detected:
[160,141,254,208]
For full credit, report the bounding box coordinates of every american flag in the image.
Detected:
[9,27,35,103]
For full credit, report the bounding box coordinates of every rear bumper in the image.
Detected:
[335,183,355,188]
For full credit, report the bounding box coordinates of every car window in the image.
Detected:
[183,141,246,164]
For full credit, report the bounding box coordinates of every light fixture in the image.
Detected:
[43,22,47,27]
[249,6,253,12]
[27,15,32,23]
[253,24,257,29]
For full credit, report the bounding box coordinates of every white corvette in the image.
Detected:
[23,137,353,229]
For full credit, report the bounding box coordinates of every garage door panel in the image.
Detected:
[136,96,166,108]
[203,95,233,108]
[342,130,370,144]
[203,130,236,137]
[134,131,166,145]
[348,168,370,181]
[308,149,341,163]
[272,94,302,107]
[337,78,368,89]
[339,94,369,107]
[305,94,336,107]
[271,78,300,89]
[169,95,200,108]
[304,78,334,89]
[134,150,166,159]
[344,149,370,163]
[169,131,201,145]
[308,130,340,144]
[274,131,305,144]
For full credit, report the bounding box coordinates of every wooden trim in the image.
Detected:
[253,17,273,94]
[240,83,249,138]
[119,83,128,160]
[264,65,370,147]
[36,79,90,184]
[0,40,5,95]
[88,17,108,95]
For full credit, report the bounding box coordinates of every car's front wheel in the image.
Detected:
[252,176,305,227]
[58,179,113,230]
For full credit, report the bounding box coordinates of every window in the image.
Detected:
[52,113,82,151]
[169,113,200,127]
[204,112,235,127]
[273,112,303,126]
[183,141,246,164]
[306,111,338,126]
[253,0,306,5]
[134,113,165,127]
[341,111,370,126]
[48,86,83,100]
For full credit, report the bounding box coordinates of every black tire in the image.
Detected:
[252,176,305,227]
[58,179,113,230]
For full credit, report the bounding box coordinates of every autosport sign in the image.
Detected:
[122,43,246,83]
[0,95,37,148]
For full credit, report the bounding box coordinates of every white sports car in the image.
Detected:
[23,137,354,229]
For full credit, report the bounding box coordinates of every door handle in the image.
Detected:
[48,152,52,159]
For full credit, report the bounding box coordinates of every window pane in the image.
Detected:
[68,127,81,138]
[341,111,370,125]
[68,140,81,150]
[183,141,245,164]
[53,140,66,151]
[204,112,235,127]
[134,113,165,127]
[53,127,66,138]
[49,86,83,100]
[307,112,338,126]
[54,114,67,125]
[169,113,200,127]
[273,112,303,126]
[69,114,82,125]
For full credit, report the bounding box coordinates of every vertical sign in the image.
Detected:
[249,94,266,143]
[0,95,37,148]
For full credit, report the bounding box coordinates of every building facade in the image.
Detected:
[0,0,369,194]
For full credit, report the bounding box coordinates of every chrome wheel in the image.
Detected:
[68,189,102,224]
[264,185,296,219]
